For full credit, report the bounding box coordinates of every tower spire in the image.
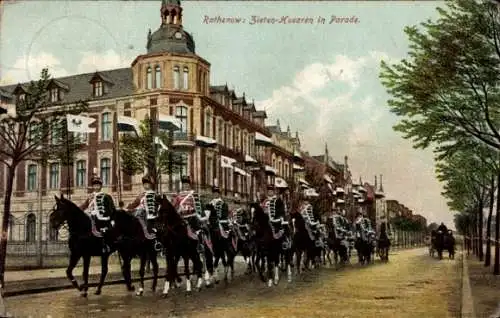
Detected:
[379,174,384,192]
[374,175,377,188]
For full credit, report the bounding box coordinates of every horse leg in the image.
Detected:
[95,254,109,295]
[151,250,159,292]
[80,255,91,297]
[192,248,204,291]
[295,249,302,275]
[183,255,192,295]
[66,252,81,292]
[121,255,135,291]
[203,245,215,287]
[136,254,146,296]
[163,252,175,298]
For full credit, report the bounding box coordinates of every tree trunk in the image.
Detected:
[485,175,494,267]
[479,200,484,261]
[494,170,500,275]
[0,165,15,287]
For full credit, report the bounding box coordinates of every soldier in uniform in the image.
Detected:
[126,175,161,249]
[262,184,286,234]
[209,184,230,226]
[300,189,319,231]
[79,175,116,253]
[171,176,208,236]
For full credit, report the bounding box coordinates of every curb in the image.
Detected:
[461,248,476,318]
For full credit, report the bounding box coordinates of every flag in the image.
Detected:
[154,136,168,151]
[158,113,181,131]
[220,155,236,169]
[117,115,140,135]
[66,114,96,133]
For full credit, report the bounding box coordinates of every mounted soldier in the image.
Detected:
[171,176,209,239]
[208,183,230,228]
[300,189,319,241]
[437,222,448,233]
[262,183,286,236]
[126,175,162,251]
[79,174,116,253]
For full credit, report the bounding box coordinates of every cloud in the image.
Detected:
[76,49,133,74]
[1,52,69,84]
[256,51,453,226]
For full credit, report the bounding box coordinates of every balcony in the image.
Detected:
[171,131,195,149]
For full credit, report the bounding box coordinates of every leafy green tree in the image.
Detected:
[120,118,184,191]
[0,68,88,287]
[380,0,500,151]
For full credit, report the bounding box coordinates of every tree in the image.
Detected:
[428,222,439,231]
[0,69,87,287]
[380,0,500,151]
[120,118,184,191]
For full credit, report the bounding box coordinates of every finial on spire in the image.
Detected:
[243,92,245,98]
[276,119,280,129]
[295,130,299,138]
[359,176,362,185]
[374,175,377,188]
[379,174,384,192]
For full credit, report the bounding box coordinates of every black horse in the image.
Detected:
[290,211,316,273]
[279,215,294,283]
[354,224,374,265]
[50,195,160,297]
[232,207,255,274]
[156,196,204,296]
[250,202,282,287]
[205,204,237,283]
[377,222,391,262]
[325,217,349,265]
[432,230,446,260]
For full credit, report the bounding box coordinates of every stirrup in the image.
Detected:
[154,240,163,252]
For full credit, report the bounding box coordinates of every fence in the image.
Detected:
[390,229,427,249]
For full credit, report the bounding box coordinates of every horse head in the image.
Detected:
[205,203,218,228]
[157,196,182,228]
[51,194,90,235]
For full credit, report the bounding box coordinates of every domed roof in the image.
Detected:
[147,24,195,54]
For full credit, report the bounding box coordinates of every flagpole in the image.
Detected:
[116,130,122,202]
[65,126,72,200]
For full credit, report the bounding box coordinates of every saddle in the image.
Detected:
[136,216,156,240]
[186,223,214,254]
[270,220,284,240]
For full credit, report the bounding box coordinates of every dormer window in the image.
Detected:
[173,66,180,89]
[154,65,162,88]
[93,81,103,97]
[18,93,25,102]
[50,88,59,102]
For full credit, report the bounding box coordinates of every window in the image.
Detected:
[101,112,112,141]
[217,119,224,145]
[100,158,111,186]
[50,121,62,145]
[146,67,152,89]
[76,160,86,187]
[183,67,189,90]
[50,88,59,102]
[227,124,232,149]
[26,214,36,242]
[18,93,25,102]
[175,106,188,133]
[272,158,276,169]
[93,81,103,97]
[173,66,180,89]
[155,65,162,88]
[28,122,40,145]
[74,132,87,143]
[235,128,240,151]
[284,163,288,178]
[27,164,37,191]
[278,161,282,176]
[49,163,60,189]
[205,110,211,137]
[179,153,188,177]
[206,156,213,186]
[8,216,14,241]
[49,215,58,241]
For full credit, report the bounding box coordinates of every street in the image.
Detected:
[4,248,461,318]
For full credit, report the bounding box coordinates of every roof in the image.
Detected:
[0,68,134,104]
[209,85,228,93]
[253,110,267,118]
[147,24,196,54]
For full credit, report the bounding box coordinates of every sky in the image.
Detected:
[0,0,452,227]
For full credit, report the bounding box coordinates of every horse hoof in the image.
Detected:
[81,292,88,298]
[136,290,144,296]
[127,286,135,292]
[94,289,101,295]
[162,293,169,298]
[185,291,192,296]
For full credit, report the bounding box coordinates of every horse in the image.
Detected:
[325,217,349,266]
[111,208,160,296]
[278,215,293,282]
[354,223,374,265]
[50,194,116,297]
[444,230,455,259]
[250,202,282,287]
[290,211,316,273]
[156,196,204,296]
[232,207,255,274]
[377,222,391,262]
[432,230,446,260]
[205,204,237,283]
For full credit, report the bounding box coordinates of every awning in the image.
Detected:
[293,150,302,158]
[275,177,288,188]
[336,199,345,204]
[324,175,333,184]
[195,135,217,147]
[221,155,236,169]
[264,165,276,175]
[255,132,273,146]
[158,114,182,131]
[299,178,310,186]
[244,154,257,163]
[234,166,249,176]
[375,191,385,198]
[357,198,365,203]
[304,188,319,197]
[357,186,367,193]
[293,164,304,171]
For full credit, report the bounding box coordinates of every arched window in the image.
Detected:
[146,66,152,89]
[183,67,189,90]
[155,65,162,88]
[100,158,111,186]
[27,164,37,192]
[173,66,180,89]
[26,213,36,242]
[76,160,86,187]
[8,216,14,241]
[205,110,212,137]
[49,213,58,241]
